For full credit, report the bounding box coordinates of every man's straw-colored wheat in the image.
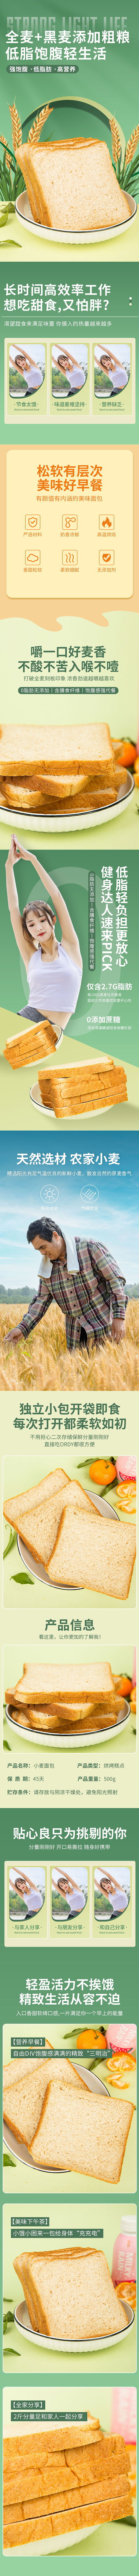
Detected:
[0,1301,139,1393]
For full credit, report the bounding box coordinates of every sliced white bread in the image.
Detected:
[47,1504,136,1597]
[4,1473,92,1572]
[14,136,131,233]
[3,2056,81,2144]
[30,2073,134,2179]
[13,2245,125,2341]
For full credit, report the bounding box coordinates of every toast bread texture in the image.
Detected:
[3,2416,133,2549]
[0,720,118,814]
[4,1018,57,1069]
[47,1503,136,1597]
[30,2073,134,2179]
[39,1060,127,1115]
[4,1471,92,1573]
[16,135,131,232]
[13,2245,125,2341]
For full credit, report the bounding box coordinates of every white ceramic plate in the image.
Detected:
[5,1695,131,1748]
[0,773,134,834]
[15,187,137,241]
[13,2294,134,2351]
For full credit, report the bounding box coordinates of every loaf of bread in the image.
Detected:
[16,133,131,232]
[0,721,118,815]
[3,2416,133,2549]
[38,1059,128,1117]
[13,2244,125,2341]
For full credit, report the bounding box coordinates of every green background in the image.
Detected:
[0,265,139,444]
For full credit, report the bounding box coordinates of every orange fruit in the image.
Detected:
[112,739,136,769]
[115,1674,131,1698]
[89,1458,116,1486]
[76,2028,106,2051]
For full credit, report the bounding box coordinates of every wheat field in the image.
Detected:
[0,1298,139,1390]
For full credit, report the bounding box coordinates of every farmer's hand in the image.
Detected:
[111,1317,125,1342]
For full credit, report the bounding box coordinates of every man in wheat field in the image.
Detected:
[6,1217,127,1353]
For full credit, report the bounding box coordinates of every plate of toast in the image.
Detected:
[14,2290,134,2351]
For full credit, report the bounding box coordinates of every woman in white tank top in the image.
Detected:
[5,836,83,1039]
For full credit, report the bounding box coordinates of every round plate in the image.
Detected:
[5,1695,131,1748]
[3,2069,109,2168]
[30,1081,113,1119]
[15,187,137,241]
[0,774,134,834]
[13,2293,134,2350]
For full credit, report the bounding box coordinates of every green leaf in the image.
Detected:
[3,2311,14,2332]
[0,206,9,225]
[3,2151,16,2166]
[3,1529,15,1559]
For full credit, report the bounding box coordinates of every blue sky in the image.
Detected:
[0,1131,139,1292]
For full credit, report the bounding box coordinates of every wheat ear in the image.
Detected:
[28,102,53,143]
[125,123,139,166]
[0,132,11,166]
[9,101,22,157]
[109,114,120,174]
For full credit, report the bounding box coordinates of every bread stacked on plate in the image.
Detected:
[0,722,122,814]
[13,2242,125,2342]
[4,1467,136,1595]
[6,1656,117,1735]
[3,2053,134,2177]
[38,1060,128,1115]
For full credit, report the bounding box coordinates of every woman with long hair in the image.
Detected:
[5,835,82,1041]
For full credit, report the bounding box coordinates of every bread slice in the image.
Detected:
[4,1018,57,1070]
[4,1472,92,1571]
[13,2245,125,2342]
[16,134,131,233]
[4,1466,69,1528]
[47,1503,136,1598]
[3,2056,81,2145]
[0,721,117,817]
[8,1657,113,1711]
[7,1655,115,1734]
[39,1060,127,1117]
[30,2073,134,2179]
[3,2061,52,2145]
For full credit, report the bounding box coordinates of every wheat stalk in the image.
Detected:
[125,122,139,166]
[0,132,11,167]
[28,102,53,143]
[109,115,120,173]
[9,101,22,158]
